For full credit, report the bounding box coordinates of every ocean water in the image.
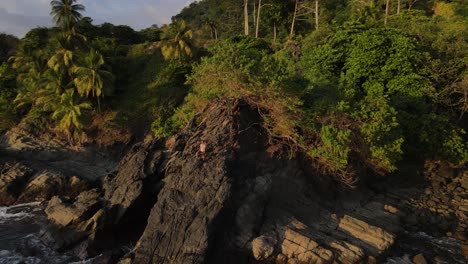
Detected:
[0,202,43,250]
[0,203,79,264]
[385,231,466,264]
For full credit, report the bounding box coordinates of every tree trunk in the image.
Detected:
[384,0,390,25]
[97,96,101,113]
[255,0,262,38]
[253,1,256,30]
[244,0,249,35]
[315,0,319,31]
[397,0,401,14]
[215,28,218,40]
[290,0,298,39]
[273,22,277,43]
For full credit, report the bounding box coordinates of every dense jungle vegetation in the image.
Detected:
[0,0,466,184]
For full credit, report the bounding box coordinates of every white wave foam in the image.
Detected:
[0,202,42,224]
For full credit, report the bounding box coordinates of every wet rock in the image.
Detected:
[0,162,34,205]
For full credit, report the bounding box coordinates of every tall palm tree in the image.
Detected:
[48,35,75,74]
[52,89,91,144]
[72,49,114,111]
[161,20,195,62]
[50,0,85,31]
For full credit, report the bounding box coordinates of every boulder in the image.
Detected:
[252,235,276,260]
[412,253,428,264]
[0,162,34,205]
[338,215,395,256]
[21,170,66,199]
[44,189,105,249]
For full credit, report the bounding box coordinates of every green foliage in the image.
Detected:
[161,20,195,62]
[73,49,115,111]
[50,0,85,31]
[52,89,91,143]
[175,36,303,140]
[0,63,19,131]
[3,0,466,181]
[301,27,467,174]
[309,125,351,170]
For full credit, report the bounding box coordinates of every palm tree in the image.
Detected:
[50,0,85,31]
[161,20,195,62]
[52,89,91,144]
[72,49,114,111]
[48,35,75,74]
[204,17,218,40]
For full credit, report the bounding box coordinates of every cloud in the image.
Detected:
[0,0,196,37]
[0,8,52,37]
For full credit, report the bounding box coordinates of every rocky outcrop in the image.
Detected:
[129,100,404,264]
[44,189,106,252]
[0,120,117,206]
[0,162,34,205]
[133,100,246,264]
[103,138,166,225]
[41,137,167,258]
[30,99,467,263]
[0,161,90,206]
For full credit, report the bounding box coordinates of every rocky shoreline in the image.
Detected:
[1,100,466,264]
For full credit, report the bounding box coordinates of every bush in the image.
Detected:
[301,27,467,174]
[173,36,304,141]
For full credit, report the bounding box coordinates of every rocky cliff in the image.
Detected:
[2,99,466,263]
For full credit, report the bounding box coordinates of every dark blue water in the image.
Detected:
[0,203,43,250]
[0,203,89,264]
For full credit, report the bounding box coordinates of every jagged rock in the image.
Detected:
[133,101,245,264]
[25,99,465,263]
[46,190,101,227]
[18,170,66,202]
[103,138,165,224]
[44,189,105,249]
[252,235,276,260]
[0,162,34,205]
[126,100,404,264]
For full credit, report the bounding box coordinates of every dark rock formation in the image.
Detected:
[30,99,467,263]
[0,162,34,205]
[103,138,166,227]
[44,189,105,249]
[0,161,90,206]
[131,100,402,264]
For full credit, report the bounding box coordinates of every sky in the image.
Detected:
[0,0,196,38]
